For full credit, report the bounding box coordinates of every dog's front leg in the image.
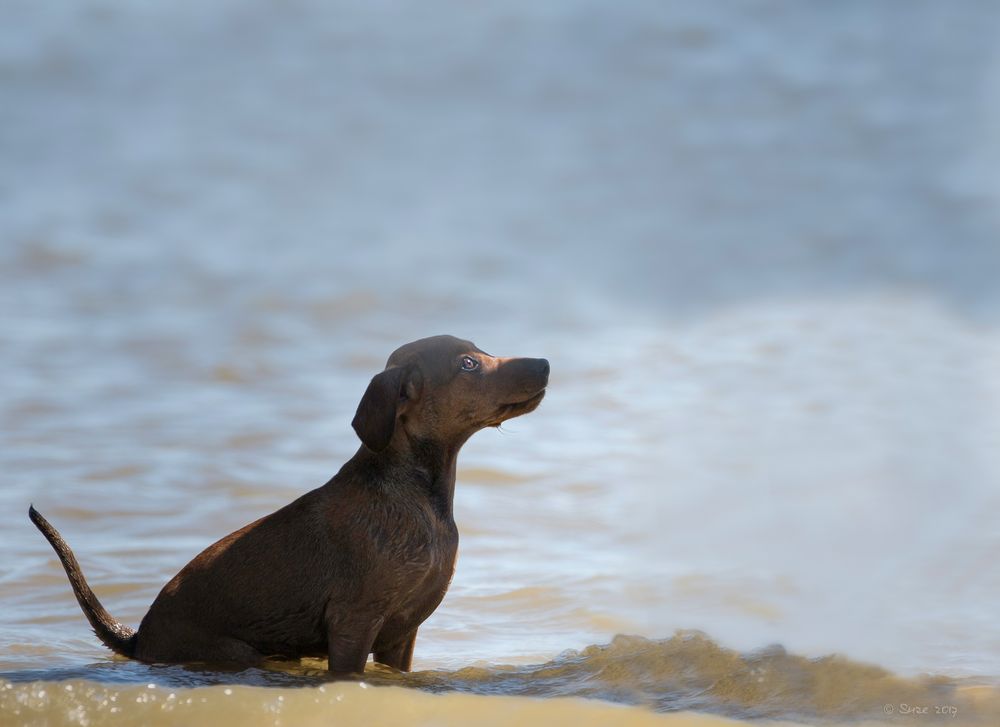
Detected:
[325,609,384,675]
[373,628,417,671]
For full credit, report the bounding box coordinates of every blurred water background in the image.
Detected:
[2,1,1000,725]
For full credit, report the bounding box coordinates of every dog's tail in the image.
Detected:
[28,505,137,658]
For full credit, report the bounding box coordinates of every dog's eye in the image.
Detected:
[460,356,480,372]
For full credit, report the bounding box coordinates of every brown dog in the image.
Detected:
[29,335,549,673]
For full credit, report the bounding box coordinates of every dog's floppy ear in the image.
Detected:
[352,366,408,452]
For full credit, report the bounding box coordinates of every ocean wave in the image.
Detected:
[387,632,1000,723]
[3,632,997,725]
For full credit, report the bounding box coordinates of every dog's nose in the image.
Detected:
[500,356,550,386]
[526,357,549,384]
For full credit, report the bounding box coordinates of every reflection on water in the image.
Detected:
[3,1,1000,725]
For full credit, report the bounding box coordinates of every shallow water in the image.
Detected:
[3,1,1000,725]
[3,635,999,726]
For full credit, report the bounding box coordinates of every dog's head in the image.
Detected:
[352,335,549,453]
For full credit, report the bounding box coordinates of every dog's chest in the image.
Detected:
[368,502,458,620]
[378,506,456,582]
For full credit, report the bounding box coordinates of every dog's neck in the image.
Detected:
[404,435,462,517]
[346,435,466,520]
